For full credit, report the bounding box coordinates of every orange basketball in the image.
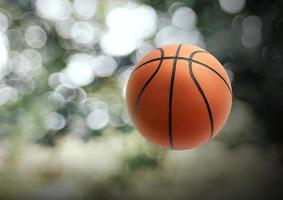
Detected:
[126,44,232,150]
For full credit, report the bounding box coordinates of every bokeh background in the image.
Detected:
[0,0,283,199]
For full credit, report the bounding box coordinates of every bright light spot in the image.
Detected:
[172,7,197,30]
[25,25,47,48]
[86,108,110,130]
[0,86,18,105]
[102,4,157,56]
[55,17,75,39]
[44,112,66,130]
[219,0,245,14]
[132,5,157,39]
[106,5,156,39]
[0,32,8,78]
[0,12,9,32]
[101,31,140,56]
[73,0,96,20]
[93,55,117,77]
[106,7,130,31]
[241,15,262,48]
[71,21,95,45]
[155,25,203,47]
[35,0,72,21]
[65,54,95,87]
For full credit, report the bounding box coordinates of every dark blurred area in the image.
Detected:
[0,0,282,199]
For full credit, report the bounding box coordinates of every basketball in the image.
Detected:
[126,44,232,150]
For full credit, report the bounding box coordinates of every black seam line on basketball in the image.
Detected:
[134,51,208,72]
[132,55,232,94]
[132,57,162,74]
[168,44,182,149]
[131,48,165,122]
[183,58,232,94]
[188,51,214,140]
